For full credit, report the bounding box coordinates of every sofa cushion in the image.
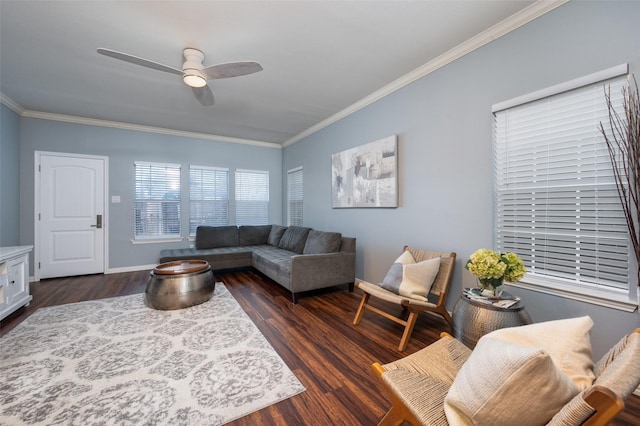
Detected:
[268,225,288,246]
[159,247,253,266]
[380,250,440,302]
[444,337,579,426]
[195,226,239,249]
[278,226,311,254]
[484,316,595,390]
[303,230,342,254]
[251,245,294,282]
[239,225,272,246]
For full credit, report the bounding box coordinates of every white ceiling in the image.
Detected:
[1,1,548,146]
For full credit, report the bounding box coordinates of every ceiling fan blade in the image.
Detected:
[192,86,214,106]
[97,48,183,76]
[201,61,263,80]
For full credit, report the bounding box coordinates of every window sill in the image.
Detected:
[130,237,184,245]
[508,278,638,313]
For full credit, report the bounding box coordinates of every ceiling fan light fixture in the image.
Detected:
[183,73,206,88]
[97,47,261,106]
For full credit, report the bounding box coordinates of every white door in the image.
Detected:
[37,153,106,279]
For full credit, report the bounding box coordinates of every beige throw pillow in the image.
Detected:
[444,337,579,426]
[485,316,595,390]
[380,250,440,301]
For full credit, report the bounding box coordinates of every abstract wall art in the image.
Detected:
[331,135,398,208]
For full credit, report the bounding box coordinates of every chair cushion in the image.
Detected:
[278,226,312,254]
[444,337,579,426]
[380,250,440,302]
[485,316,595,390]
[303,230,342,254]
[267,224,287,246]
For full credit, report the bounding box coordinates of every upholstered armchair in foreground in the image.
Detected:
[372,317,640,426]
[353,246,456,351]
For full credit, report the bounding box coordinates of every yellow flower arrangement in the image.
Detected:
[465,249,526,296]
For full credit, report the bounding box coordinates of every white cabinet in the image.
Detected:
[0,246,33,321]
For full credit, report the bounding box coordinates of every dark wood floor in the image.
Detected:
[1,269,639,425]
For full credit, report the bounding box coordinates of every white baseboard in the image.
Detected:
[28,265,156,282]
[106,264,157,274]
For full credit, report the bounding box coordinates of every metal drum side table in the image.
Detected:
[145,260,215,310]
[452,291,532,348]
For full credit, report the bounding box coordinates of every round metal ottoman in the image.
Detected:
[145,260,215,310]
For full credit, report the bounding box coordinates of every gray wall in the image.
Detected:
[0,104,20,246]
[283,0,640,359]
[18,117,282,270]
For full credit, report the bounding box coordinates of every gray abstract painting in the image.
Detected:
[332,135,397,208]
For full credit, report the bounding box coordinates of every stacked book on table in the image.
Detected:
[463,288,520,309]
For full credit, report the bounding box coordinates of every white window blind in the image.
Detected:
[189,165,229,235]
[235,169,269,225]
[287,167,303,226]
[494,74,629,292]
[134,162,181,239]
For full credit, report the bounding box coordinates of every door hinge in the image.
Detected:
[38,262,41,269]
[38,213,41,220]
[38,164,41,172]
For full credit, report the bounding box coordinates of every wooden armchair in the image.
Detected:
[372,328,640,426]
[353,246,456,351]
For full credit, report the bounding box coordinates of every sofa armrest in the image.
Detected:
[290,251,356,293]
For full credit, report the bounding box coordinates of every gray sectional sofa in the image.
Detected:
[159,225,356,303]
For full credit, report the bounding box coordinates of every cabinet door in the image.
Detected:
[0,271,7,310]
[7,255,28,304]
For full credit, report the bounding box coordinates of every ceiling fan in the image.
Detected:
[97,47,263,106]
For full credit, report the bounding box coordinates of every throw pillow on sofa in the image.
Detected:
[278,226,312,253]
[303,230,342,254]
[195,226,239,249]
[267,225,287,246]
[380,250,440,302]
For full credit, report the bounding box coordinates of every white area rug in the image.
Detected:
[0,284,305,425]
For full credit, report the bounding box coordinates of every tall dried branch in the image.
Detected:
[600,75,640,285]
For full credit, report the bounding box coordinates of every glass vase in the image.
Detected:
[478,278,504,297]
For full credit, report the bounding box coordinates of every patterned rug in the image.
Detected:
[0,284,305,425]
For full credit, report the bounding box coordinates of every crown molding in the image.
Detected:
[20,110,281,149]
[2,92,280,148]
[283,0,570,147]
[0,93,25,115]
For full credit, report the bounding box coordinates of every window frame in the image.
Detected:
[133,161,182,242]
[188,165,230,236]
[492,64,637,312]
[287,166,303,226]
[235,169,270,226]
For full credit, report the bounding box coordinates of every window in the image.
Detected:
[189,165,229,235]
[235,169,269,225]
[287,167,303,226]
[493,66,633,308]
[134,162,181,239]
